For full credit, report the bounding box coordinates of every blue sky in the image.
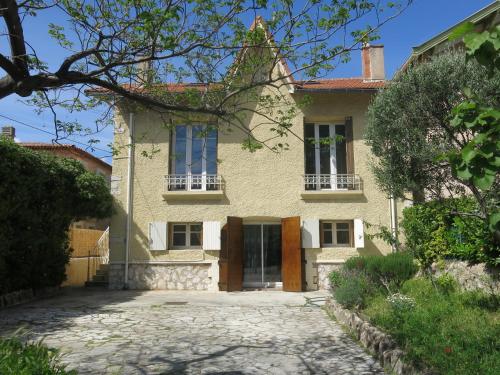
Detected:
[0,0,494,164]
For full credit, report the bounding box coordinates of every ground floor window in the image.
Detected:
[321,221,352,247]
[170,223,202,249]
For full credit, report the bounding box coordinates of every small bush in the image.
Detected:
[0,336,76,375]
[333,275,371,309]
[328,270,344,289]
[435,273,457,294]
[386,293,416,314]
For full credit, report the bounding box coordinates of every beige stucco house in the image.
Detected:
[106,20,397,292]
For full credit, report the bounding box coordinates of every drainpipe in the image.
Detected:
[390,194,398,252]
[124,112,135,289]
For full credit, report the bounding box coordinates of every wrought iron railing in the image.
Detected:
[303,174,362,191]
[165,174,224,191]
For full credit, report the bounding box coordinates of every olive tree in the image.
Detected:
[365,51,500,203]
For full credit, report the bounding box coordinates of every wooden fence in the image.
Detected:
[62,228,108,286]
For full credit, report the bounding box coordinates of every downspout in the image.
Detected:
[124,112,135,289]
[390,195,398,253]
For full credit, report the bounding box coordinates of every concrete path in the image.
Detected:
[0,288,384,374]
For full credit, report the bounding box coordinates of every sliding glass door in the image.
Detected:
[243,224,282,288]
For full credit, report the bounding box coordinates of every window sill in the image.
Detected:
[301,189,363,199]
[162,190,225,200]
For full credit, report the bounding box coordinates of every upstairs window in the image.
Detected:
[170,125,218,190]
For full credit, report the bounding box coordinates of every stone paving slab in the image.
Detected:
[0,288,384,374]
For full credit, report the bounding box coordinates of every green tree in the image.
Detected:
[0,0,411,149]
[0,138,114,294]
[365,51,500,203]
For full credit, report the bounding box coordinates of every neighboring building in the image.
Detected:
[403,1,499,67]
[105,19,396,292]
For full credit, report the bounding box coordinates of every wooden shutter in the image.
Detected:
[345,116,354,175]
[218,223,229,291]
[354,219,365,249]
[218,217,243,291]
[302,219,320,248]
[203,221,221,250]
[149,222,167,251]
[282,216,303,292]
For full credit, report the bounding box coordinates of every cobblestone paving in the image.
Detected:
[0,289,384,374]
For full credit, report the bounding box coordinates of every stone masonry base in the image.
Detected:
[316,263,343,290]
[109,263,211,290]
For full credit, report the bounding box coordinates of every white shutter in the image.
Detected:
[203,221,221,250]
[354,219,365,249]
[149,221,167,251]
[302,219,320,248]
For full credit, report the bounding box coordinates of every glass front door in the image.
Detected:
[243,224,282,288]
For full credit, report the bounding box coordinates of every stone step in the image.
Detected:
[85,280,108,287]
[91,274,107,282]
[95,269,109,277]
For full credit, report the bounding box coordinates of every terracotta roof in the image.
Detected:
[21,143,112,172]
[295,78,385,91]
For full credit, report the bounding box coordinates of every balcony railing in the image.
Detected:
[303,174,362,191]
[165,174,224,192]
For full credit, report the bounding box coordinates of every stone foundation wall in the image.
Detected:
[109,263,212,290]
[429,260,499,294]
[316,263,343,290]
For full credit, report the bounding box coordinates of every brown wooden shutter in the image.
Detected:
[281,216,303,292]
[218,223,228,291]
[218,216,243,291]
[345,116,354,175]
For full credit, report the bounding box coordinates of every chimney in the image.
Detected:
[362,44,385,81]
[1,126,15,140]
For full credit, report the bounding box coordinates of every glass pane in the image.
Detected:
[243,225,263,285]
[335,124,347,176]
[304,124,315,176]
[173,224,186,232]
[336,230,350,245]
[173,233,186,246]
[319,125,331,175]
[206,128,218,175]
[173,126,187,175]
[336,222,349,230]
[323,222,332,230]
[190,232,201,246]
[191,125,203,175]
[190,224,202,232]
[323,230,333,245]
[263,225,282,283]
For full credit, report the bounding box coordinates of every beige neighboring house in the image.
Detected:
[403,1,499,67]
[104,19,398,292]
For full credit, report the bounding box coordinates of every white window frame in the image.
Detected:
[170,222,203,249]
[312,123,346,190]
[172,125,216,191]
[321,221,353,247]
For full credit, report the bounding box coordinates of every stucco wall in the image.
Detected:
[109,86,394,290]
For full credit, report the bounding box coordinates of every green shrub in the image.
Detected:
[365,277,500,375]
[0,139,114,294]
[401,197,493,266]
[0,336,76,375]
[364,252,417,289]
[328,270,344,289]
[435,273,457,294]
[333,274,371,309]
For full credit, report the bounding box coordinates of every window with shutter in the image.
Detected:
[203,221,221,250]
[149,222,167,251]
[354,219,365,249]
[302,219,320,248]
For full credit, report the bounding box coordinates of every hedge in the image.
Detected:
[0,138,113,294]
[400,197,496,266]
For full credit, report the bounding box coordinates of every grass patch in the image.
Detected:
[0,335,76,375]
[363,278,500,375]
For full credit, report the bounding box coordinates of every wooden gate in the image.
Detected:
[218,217,243,291]
[281,216,303,292]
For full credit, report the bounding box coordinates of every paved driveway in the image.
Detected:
[0,289,384,374]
